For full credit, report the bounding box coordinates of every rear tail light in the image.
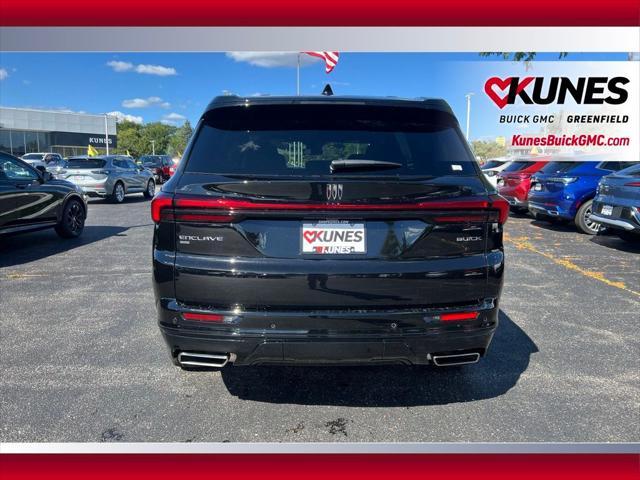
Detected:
[548,177,578,184]
[182,312,225,322]
[151,191,173,223]
[152,194,510,225]
[624,181,640,187]
[439,311,480,321]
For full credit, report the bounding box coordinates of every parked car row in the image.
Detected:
[0,152,166,239]
[19,152,179,186]
[481,156,640,242]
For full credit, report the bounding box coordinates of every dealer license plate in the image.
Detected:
[302,222,366,254]
[601,204,613,216]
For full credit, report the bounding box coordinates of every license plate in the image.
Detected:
[302,222,365,254]
[533,183,542,191]
[601,204,613,216]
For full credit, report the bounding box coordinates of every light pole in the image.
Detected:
[465,93,475,141]
[104,113,110,155]
[150,140,156,155]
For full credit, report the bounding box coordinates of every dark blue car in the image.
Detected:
[527,156,634,234]
[591,163,640,243]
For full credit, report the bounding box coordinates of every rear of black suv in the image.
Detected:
[152,95,507,368]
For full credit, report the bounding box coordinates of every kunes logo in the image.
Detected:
[484,77,629,109]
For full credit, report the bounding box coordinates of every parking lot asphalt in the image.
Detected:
[1,197,638,443]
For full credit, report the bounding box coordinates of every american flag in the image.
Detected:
[304,52,339,73]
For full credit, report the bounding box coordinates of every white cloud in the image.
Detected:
[122,96,170,108]
[161,112,186,126]
[107,60,177,76]
[226,52,320,68]
[0,68,8,80]
[107,111,144,124]
[134,64,177,76]
[106,60,133,72]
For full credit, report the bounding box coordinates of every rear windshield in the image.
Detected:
[502,161,536,172]
[185,104,477,177]
[539,161,581,174]
[141,156,163,166]
[67,159,106,169]
[616,163,640,176]
[22,153,44,160]
[482,160,506,169]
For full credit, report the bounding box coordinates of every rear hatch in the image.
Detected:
[154,102,507,310]
[531,161,583,195]
[59,158,109,184]
[599,165,640,202]
[595,164,640,219]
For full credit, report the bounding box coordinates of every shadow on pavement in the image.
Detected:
[87,195,151,205]
[220,310,537,406]
[589,233,640,254]
[529,219,575,233]
[0,225,129,268]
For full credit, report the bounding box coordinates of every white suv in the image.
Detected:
[21,152,64,170]
[481,157,512,187]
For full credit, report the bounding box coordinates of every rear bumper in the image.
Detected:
[157,298,499,366]
[528,200,576,220]
[82,187,108,197]
[590,202,640,232]
[502,195,528,208]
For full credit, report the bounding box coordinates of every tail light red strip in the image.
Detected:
[440,311,480,321]
[182,312,225,322]
[151,193,510,224]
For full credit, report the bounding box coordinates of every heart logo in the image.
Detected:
[303,230,322,243]
[484,76,534,109]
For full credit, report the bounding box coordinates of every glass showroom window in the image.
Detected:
[25,131,39,153]
[10,130,26,157]
[0,130,11,155]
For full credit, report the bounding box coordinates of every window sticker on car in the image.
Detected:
[451,164,463,171]
[302,222,366,254]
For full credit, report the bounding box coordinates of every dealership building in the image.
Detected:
[0,107,117,158]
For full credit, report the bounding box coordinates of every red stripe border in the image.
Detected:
[1,0,639,26]
[1,454,639,480]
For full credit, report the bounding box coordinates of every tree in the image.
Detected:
[116,120,145,157]
[141,122,176,155]
[471,140,507,161]
[168,120,194,157]
[479,52,568,66]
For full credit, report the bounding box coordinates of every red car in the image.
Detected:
[141,155,175,183]
[497,157,549,211]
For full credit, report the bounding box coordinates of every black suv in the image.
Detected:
[151,95,507,369]
[0,152,87,238]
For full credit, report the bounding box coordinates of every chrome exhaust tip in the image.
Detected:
[177,352,232,368]
[432,352,481,367]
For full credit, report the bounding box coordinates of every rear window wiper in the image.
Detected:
[330,159,403,173]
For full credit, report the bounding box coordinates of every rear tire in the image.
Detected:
[54,198,85,238]
[143,179,156,199]
[109,182,125,204]
[575,199,600,235]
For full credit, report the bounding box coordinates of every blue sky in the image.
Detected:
[0,52,634,140]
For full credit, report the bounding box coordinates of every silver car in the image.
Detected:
[60,155,156,203]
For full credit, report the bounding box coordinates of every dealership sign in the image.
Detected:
[49,131,117,148]
[484,76,630,109]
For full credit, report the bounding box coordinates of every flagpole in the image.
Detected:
[296,53,300,96]
[104,113,110,155]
